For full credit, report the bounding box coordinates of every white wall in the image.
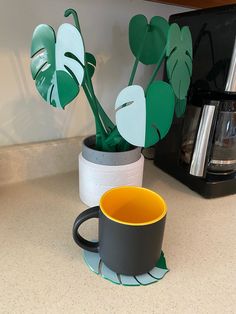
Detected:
[0,0,190,147]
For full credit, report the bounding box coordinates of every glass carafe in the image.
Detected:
[208,100,236,174]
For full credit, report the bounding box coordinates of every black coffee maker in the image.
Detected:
[154,4,236,198]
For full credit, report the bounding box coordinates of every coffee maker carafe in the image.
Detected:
[181,92,236,177]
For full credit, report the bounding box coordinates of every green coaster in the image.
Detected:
[83,250,169,286]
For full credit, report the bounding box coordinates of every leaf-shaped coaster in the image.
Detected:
[166,24,192,100]
[115,81,175,148]
[156,251,167,269]
[83,249,169,286]
[31,23,85,109]
[129,15,169,65]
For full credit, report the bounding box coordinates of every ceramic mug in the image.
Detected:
[72,186,167,276]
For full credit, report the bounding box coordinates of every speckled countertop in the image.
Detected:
[1,161,235,314]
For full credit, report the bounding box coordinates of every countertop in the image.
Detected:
[1,161,235,314]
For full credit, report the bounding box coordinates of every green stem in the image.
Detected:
[82,55,105,134]
[64,8,130,151]
[64,8,98,118]
[128,57,139,86]
[128,26,149,86]
[65,8,110,149]
[84,76,115,132]
[84,83,117,151]
[145,47,166,94]
[120,139,132,152]
[64,8,81,31]
[94,94,115,133]
[105,126,132,151]
[104,127,120,145]
[84,83,111,135]
[84,61,107,140]
[83,84,108,150]
[83,84,97,116]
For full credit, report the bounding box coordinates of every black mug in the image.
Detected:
[73,186,167,276]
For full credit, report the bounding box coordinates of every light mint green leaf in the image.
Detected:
[115,85,146,147]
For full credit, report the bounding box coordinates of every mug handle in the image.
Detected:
[72,206,99,253]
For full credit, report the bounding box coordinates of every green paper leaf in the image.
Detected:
[145,80,175,147]
[85,52,96,79]
[31,23,85,109]
[115,81,175,148]
[129,15,169,65]
[166,24,192,100]
[175,97,187,118]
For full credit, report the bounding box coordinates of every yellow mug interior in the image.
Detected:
[100,186,167,226]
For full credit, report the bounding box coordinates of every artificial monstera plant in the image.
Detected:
[30,9,192,151]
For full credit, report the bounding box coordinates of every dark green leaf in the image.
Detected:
[85,52,96,79]
[166,24,192,100]
[145,80,175,147]
[129,15,169,65]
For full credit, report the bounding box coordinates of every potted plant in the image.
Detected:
[30,8,192,206]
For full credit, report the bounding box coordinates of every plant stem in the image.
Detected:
[83,75,114,133]
[83,84,102,146]
[105,126,132,151]
[64,8,131,151]
[145,46,166,94]
[128,27,149,86]
[104,127,120,145]
[128,57,139,86]
[64,9,81,31]
[84,61,109,143]
[65,9,111,149]
[120,139,132,152]
[64,9,98,117]
[83,83,96,112]
[93,94,115,133]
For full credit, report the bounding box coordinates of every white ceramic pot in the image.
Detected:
[79,136,144,206]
